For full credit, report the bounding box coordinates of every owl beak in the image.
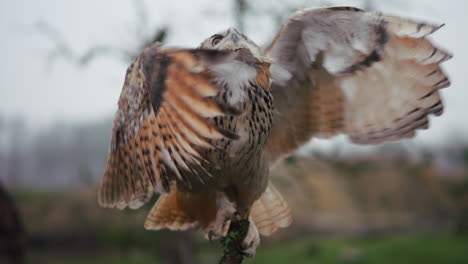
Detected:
[231,33,239,43]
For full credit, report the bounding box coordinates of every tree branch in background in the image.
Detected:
[219,217,250,264]
[233,0,248,32]
[36,20,131,69]
[36,0,168,70]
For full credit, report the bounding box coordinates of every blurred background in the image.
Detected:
[1,0,468,263]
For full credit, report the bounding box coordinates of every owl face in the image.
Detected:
[199,28,263,60]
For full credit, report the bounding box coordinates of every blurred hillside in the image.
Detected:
[272,155,468,236]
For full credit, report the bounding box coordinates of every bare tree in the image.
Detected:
[37,0,168,70]
[233,0,248,32]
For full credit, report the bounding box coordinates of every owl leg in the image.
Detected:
[239,217,260,257]
[224,209,260,257]
[208,193,261,256]
[208,192,236,240]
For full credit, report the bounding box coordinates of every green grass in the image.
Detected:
[248,233,468,264]
[30,233,468,264]
[32,254,157,264]
[13,189,467,263]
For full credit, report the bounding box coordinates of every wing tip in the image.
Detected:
[97,170,152,211]
[434,23,445,33]
[97,190,127,210]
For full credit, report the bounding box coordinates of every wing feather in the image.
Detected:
[265,7,452,166]
[98,45,239,209]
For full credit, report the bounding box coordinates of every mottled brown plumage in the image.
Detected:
[99,7,452,256]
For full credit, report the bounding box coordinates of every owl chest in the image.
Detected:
[211,82,274,165]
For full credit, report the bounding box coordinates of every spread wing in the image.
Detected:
[99,44,239,209]
[264,7,452,166]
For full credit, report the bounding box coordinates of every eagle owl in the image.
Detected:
[98,7,452,256]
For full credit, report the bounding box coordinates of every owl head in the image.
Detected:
[199,28,264,60]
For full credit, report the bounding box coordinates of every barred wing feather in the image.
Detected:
[265,7,452,166]
[99,45,239,209]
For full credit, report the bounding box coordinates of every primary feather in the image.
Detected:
[265,7,452,166]
[99,45,240,209]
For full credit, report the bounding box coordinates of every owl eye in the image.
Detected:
[211,35,224,46]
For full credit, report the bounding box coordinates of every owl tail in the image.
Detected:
[251,182,293,236]
[144,182,292,236]
[144,185,216,231]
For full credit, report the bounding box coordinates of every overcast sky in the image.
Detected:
[1,0,467,148]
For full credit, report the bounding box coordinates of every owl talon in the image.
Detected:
[237,240,253,255]
[239,218,260,257]
[208,230,219,242]
[233,211,241,219]
[206,193,237,240]
[235,243,247,255]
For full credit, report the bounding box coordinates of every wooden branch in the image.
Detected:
[219,217,250,264]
